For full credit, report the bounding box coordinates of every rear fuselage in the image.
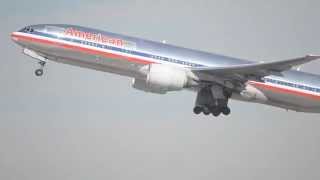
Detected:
[11,24,320,113]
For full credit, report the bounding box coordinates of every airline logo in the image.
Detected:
[64,28,133,48]
[64,28,137,50]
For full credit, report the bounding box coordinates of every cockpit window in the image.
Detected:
[20,26,34,33]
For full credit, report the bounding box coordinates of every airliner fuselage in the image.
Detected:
[11,24,320,116]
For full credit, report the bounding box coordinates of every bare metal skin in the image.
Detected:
[11,24,320,116]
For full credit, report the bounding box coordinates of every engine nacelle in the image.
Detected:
[132,64,188,94]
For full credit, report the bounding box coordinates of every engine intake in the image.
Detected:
[132,64,188,94]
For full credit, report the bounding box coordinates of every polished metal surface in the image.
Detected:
[11,24,320,113]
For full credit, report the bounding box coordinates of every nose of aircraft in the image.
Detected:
[11,26,36,45]
[11,32,19,42]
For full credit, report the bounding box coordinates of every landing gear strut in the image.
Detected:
[193,85,232,117]
[35,61,46,76]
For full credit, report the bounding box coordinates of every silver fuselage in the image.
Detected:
[11,24,320,113]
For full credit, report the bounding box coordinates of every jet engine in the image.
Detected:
[132,64,188,94]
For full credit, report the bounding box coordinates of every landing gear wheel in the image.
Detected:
[193,106,202,115]
[203,108,211,115]
[221,107,231,116]
[212,110,221,117]
[35,60,46,77]
[35,69,43,76]
[208,106,219,117]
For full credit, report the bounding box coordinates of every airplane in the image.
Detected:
[11,24,320,116]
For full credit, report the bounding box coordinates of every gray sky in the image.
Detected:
[1,0,320,179]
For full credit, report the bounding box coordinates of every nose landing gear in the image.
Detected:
[22,48,47,77]
[35,61,46,76]
[35,69,44,76]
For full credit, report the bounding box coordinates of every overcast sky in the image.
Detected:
[1,0,320,180]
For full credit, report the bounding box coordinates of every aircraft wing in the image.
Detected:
[192,55,320,80]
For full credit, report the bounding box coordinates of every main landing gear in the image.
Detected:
[193,85,232,117]
[35,61,46,76]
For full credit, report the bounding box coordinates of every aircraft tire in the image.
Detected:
[203,107,211,115]
[212,110,221,117]
[221,107,231,116]
[35,69,43,76]
[193,106,202,114]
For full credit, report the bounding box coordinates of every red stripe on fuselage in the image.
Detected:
[11,33,153,65]
[249,81,320,100]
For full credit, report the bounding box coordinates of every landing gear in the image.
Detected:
[210,107,221,117]
[35,69,43,76]
[193,106,202,114]
[192,105,231,117]
[193,85,232,117]
[221,107,231,116]
[203,108,211,115]
[35,61,46,76]
[212,110,221,117]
